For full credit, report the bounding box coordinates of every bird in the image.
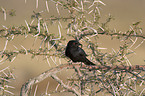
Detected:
[65,40,95,65]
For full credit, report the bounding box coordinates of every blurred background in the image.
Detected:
[0,0,145,95]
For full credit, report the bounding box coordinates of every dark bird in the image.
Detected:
[65,40,95,65]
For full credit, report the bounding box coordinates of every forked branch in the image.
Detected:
[20,64,145,96]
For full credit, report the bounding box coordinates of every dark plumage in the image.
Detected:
[65,40,95,65]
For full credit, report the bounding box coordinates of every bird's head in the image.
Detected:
[67,40,82,48]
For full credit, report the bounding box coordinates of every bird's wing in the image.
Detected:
[78,47,88,56]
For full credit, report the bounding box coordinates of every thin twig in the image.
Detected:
[51,74,81,96]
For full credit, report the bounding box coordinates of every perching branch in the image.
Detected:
[20,63,145,96]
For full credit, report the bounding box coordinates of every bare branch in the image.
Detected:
[20,64,145,96]
[20,64,80,96]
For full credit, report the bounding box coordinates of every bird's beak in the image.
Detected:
[78,43,82,48]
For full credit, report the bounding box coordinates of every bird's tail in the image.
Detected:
[84,58,96,65]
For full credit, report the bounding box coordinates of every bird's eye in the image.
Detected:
[73,42,76,45]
